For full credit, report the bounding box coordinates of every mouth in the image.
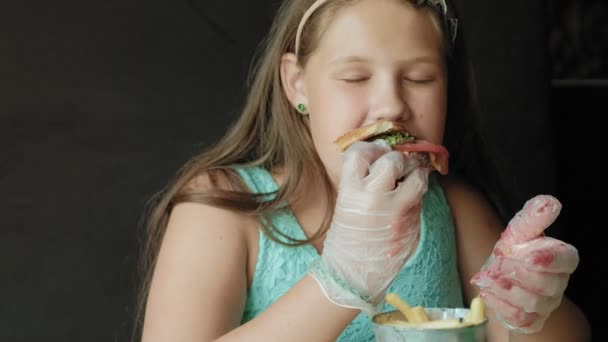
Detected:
[368,131,416,147]
[333,120,411,152]
[334,120,449,175]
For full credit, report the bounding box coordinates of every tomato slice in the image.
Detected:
[393,140,449,175]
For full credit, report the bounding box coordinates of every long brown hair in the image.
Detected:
[133,0,488,339]
[134,0,342,337]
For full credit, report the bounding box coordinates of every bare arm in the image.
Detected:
[141,202,358,342]
[219,275,359,342]
[442,178,591,342]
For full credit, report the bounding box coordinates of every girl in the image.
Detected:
[138,0,590,341]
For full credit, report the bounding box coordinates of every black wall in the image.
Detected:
[2,0,602,341]
[551,84,604,340]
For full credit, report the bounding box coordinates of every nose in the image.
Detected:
[368,76,410,122]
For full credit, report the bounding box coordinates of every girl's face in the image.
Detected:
[286,0,447,184]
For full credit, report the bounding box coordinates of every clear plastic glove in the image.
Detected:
[471,195,579,333]
[309,141,430,315]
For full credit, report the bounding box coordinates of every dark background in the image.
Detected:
[1,0,605,341]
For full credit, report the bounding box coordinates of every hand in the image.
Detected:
[471,195,579,333]
[309,141,429,314]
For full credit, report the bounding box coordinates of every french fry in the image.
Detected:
[385,293,483,328]
[469,296,486,324]
[385,293,428,324]
[412,306,430,322]
[464,310,472,323]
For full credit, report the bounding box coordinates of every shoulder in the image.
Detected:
[143,169,257,339]
[170,168,255,246]
[167,168,257,259]
[162,167,255,275]
[438,175,504,233]
[159,197,256,287]
[181,167,248,193]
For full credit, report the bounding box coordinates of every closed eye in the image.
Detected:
[405,78,434,84]
[341,77,369,83]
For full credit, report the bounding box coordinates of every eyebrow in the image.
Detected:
[328,55,441,66]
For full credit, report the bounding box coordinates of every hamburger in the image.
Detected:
[334,120,449,175]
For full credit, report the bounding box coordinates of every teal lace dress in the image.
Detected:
[235,166,463,341]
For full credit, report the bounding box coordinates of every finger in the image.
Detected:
[499,195,561,247]
[399,152,422,175]
[471,256,569,296]
[480,290,539,329]
[393,168,429,208]
[365,151,409,191]
[504,237,579,273]
[341,141,391,182]
[475,278,562,315]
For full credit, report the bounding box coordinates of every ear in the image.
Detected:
[280,53,308,113]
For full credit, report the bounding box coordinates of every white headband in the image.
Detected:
[295,0,330,57]
[294,0,458,57]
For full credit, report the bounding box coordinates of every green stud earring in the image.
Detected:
[297,103,307,113]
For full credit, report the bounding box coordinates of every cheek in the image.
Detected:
[411,87,447,143]
[307,83,367,182]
